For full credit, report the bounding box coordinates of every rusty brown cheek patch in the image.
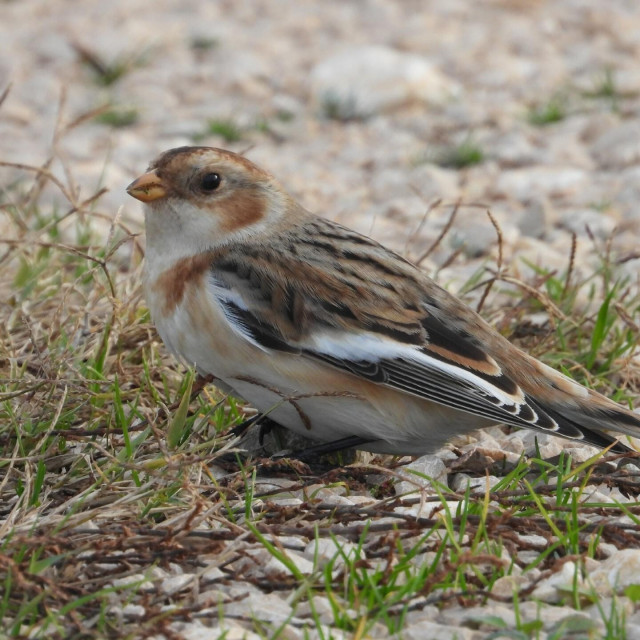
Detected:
[152,253,214,314]
[219,191,266,233]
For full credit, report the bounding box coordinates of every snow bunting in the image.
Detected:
[127,146,640,455]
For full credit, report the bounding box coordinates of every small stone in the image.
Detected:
[267,497,304,507]
[491,574,529,598]
[310,45,460,118]
[301,486,354,506]
[531,561,580,602]
[440,604,516,629]
[590,120,640,169]
[397,619,480,640]
[224,592,294,625]
[207,464,230,480]
[559,208,616,238]
[161,573,195,596]
[502,430,564,459]
[626,624,640,640]
[121,604,146,619]
[559,444,601,464]
[348,495,378,506]
[517,550,545,566]
[303,538,360,569]
[395,454,448,495]
[448,206,520,258]
[450,473,502,493]
[516,198,551,238]
[494,167,588,201]
[621,462,640,474]
[403,605,441,626]
[458,431,502,452]
[296,596,335,625]
[489,129,541,167]
[243,547,314,578]
[191,624,260,640]
[588,549,640,595]
[111,573,154,592]
[256,477,300,492]
[615,165,640,220]
[449,221,501,258]
[276,624,307,640]
[547,613,602,637]
[517,534,549,548]
[517,601,594,630]
[434,448,458,463]
[407,163,460,203]
[583,596,634,624]
[450,473,473,493]
[200,565,224,583]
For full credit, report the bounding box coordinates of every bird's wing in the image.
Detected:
[205,217,635,450]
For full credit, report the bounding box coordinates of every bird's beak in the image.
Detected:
[126,170,167,202]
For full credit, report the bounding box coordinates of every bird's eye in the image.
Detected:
[200,172,221,192]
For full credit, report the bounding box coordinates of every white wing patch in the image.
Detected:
[306,329,563,432]
[208,274,271,352]
[309,329,524,407]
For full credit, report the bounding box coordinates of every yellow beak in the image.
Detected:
[126,170,167,202]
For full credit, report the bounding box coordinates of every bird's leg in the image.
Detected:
[229,413,281,440]
[257,417,278,445]
[229,414,261,438]
[191,373,215,400]
[274,435,376,462]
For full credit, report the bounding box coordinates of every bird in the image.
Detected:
[126,146,640,456]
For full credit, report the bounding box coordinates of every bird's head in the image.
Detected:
[127,146,292,258]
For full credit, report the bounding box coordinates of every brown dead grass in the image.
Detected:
[1,142,640,638]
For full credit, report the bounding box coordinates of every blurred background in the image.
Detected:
[1,0,639,281]
[2,6,640,635]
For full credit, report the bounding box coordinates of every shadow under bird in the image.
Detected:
[127,146,640,455]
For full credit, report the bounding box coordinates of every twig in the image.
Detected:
[415,199,461,266]
[561,232,577,300]
[476,209,504,314]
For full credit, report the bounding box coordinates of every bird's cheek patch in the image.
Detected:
[218,191,266,233]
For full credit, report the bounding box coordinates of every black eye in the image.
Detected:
[200,172,221,192]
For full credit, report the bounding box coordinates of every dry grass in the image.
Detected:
[1,146,640,638]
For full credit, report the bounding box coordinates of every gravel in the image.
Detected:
[2,0,640,638]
